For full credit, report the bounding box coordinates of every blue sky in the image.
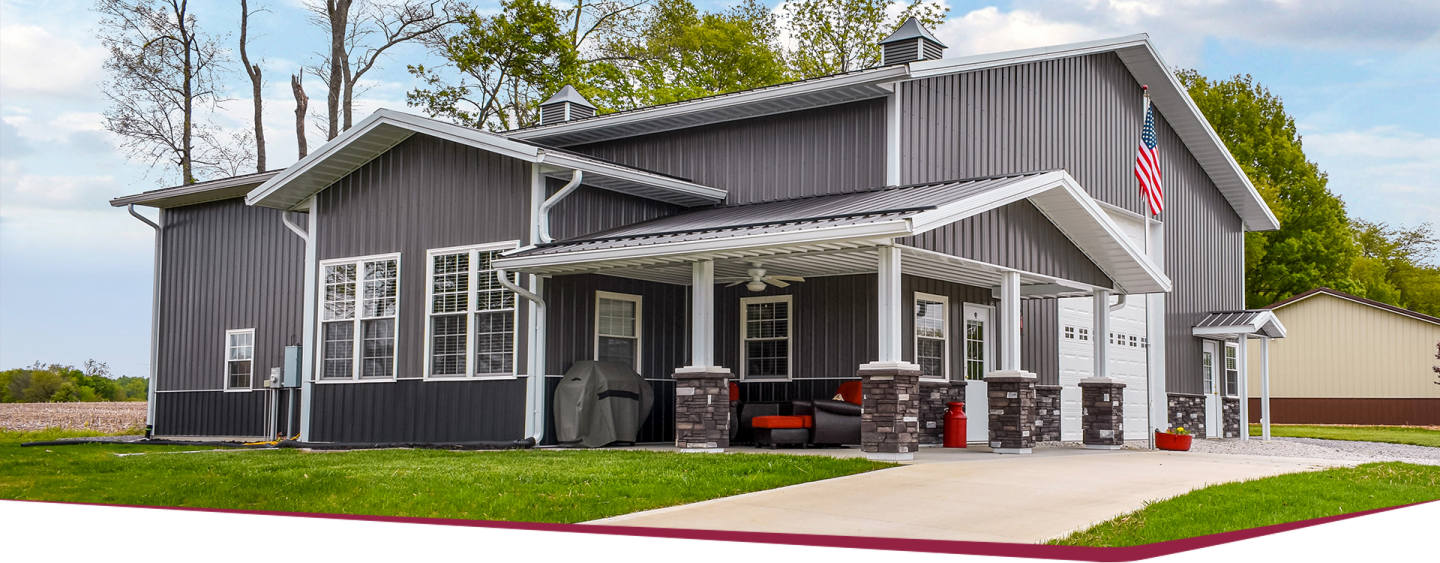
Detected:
[2,0,1437,377]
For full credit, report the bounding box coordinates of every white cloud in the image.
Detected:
[0,25,107,102]
[1303,126,1440,227]
[934,7,1102,56]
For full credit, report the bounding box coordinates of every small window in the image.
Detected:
[1129,335,1138,347]
[1063,326,1075,339]
[1141,337,1148,349]
[1224,343,1239,396]
[225,329,254,390]
[424,243,519,379]
[595,291,642,372]
[742,295,791,379]
[1078,328,1089,341]
[320,254,399,380]
[1110,332,1117,345]
[914,293,949,380]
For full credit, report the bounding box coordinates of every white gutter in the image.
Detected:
[536,170,582,243]
[1110,294,1127,312]
[497,269,546,444]
[127,205,162,437]
[280,204,319,441]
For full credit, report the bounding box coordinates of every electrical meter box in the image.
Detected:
[282,345,302,387]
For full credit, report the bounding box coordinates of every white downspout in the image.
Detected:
[282,206,317,442]
[497,269,545,443]
[536,170,583,244]
[1109,294,1127,312]
[127,205,162,438]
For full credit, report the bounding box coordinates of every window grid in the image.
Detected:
[1224,344,1239,396]
[915,295,947,380]
[225,330,254,390]
[425,245,518,379]
[1063,325,1075,339]
[742,297,791,379]
[1078,328,1089,341]
[596,292,641,372]
[320,255,399,380]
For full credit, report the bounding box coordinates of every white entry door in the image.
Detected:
[961,304,992,443]
[1202,340,1220,438]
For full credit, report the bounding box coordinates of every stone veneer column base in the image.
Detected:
[918,380,964,446]
[673,366,732,451]
[1222,397,1241,438]
[859,361,922,461]
[1034,385,1062,442]
[1080,377,1126,448]
[985,370,1037,454]
[1167,393,1206,433]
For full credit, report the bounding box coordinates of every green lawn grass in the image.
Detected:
[0,430,891,523]
[1050,462,1440,547]
[1249,424,1440,448]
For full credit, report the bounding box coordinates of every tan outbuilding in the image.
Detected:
[1246,287,1440,425]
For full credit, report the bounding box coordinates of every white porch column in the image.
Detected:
[1261,336,1272,441]
[999,271,1021,371]
[1092,289,1111,380]
[691,260,715,367]
[877,245,903,362]
[1237,333,1249,441]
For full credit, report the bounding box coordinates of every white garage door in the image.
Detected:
[1057,296,1150,441]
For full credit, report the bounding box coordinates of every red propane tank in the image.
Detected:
[943,402,967,448]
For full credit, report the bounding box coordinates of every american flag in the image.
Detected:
[1135,98,1163,215]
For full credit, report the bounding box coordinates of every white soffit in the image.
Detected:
[111,170,282,209]
[245,109,726,210]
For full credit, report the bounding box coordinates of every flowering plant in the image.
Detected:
[1168,426,1191,436]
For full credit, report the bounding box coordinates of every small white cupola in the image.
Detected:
[539,85,596,125]
[878,17,946,66]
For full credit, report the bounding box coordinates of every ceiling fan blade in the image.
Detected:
[724,281,746,288]
[764,277,790,288]
[769,275,805,282]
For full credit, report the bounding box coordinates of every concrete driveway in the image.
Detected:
[588,446,1347,543]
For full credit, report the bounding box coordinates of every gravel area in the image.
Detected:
[0,402,146,433]
[1190,437,1440,466]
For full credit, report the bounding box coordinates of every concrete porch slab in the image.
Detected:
[587,447,1349,543]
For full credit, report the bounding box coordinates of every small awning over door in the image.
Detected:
[1191,310,1287,339]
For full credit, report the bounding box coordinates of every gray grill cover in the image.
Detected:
[554,361,654,447]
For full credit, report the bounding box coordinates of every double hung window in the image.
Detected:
[1224,343,1239,396]
[915,293,949,380]
[741,295,791,379]
[425,243,518,379]
[595,292,641,372]
[321,255,399,380]
[225,329,254,390]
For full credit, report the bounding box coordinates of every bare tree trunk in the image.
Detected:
[292,71,309,158]
[240,0,266,172]
[325,0,352,140]
[177,0,196,184]
[342,59,354,131]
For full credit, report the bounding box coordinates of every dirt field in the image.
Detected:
[0,402,146,433]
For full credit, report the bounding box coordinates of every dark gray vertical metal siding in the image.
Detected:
[568,99,888,206]
[545,179,683,241]
[158,199,305,392]
[309,379,526,442]
[1022,299,1059,385]
[154,391,268,437]
[543,274,691,379]
[901,199,1113,287]
[900,52,1245,394]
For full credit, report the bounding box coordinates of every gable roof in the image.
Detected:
[506,34,1279,233]
[495,170,1170,294]
[880,17,946,47]
[110,170,282,209]
[542,85,595,109]
[1192,310,1288,339]
[245,109,727,211]
[1268,287,1440,327]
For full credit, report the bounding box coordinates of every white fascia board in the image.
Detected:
[906,34,1153,79]
[1191,324,1261,336]
[537,151,727,203]
[898,244,1106,293]
[908,171,1069,233]
[492,219,913,271]
[1038,175,1171,294]
[505,66,909,141]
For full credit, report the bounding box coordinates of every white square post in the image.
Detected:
[999,271,1021,371]
[1092,289,1111,380]
[691,260,715,368]
[1237,333,1249,441]
[876,245,903,363]
[1261,336,1272,441]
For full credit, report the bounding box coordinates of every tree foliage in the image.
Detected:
[1351,220,1440,316]
[1177,70,1360,308]
[0,361,148,403]
[783,0,947,78]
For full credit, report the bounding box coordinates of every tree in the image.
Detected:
[407,0,577,130]
[96,0,249,184]
[1177,70,1360,308]
[23,370,65,403]
[1352,220,1440,315]
[305,0,463,139]
[783,0,947,79]
[292,71,311,158]
[597,0,789,109]
[240,0,267,172]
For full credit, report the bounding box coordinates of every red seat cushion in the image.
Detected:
[837,381,862,405]
[752,415,813,429]
[729,382,740,401]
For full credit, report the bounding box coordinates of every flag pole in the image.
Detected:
[1141,83,1156,452]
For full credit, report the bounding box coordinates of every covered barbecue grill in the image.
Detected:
[553,361,654,447]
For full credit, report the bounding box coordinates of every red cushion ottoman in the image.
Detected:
[751,415,812,447]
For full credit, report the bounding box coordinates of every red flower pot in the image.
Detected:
[1155,430,1193,451]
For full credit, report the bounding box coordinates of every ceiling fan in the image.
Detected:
[723,262,805,292]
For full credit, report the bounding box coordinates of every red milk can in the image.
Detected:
[943,402,968,448]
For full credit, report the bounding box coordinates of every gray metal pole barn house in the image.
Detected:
[112,26,1281,459]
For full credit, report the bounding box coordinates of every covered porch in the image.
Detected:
[495,170,1171,460]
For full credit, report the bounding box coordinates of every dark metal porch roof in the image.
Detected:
[1192,310,1287,339]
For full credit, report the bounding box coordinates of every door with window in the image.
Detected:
[1202,340,1220,438]
[961,304,992,443]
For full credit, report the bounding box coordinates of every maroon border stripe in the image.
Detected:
[3,499,1430,562]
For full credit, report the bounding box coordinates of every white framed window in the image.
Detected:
[225,329,255,391]
[1224,343,1239,396]
[962,303,993,381]
[423,242,520,379]
[914,292,949,381]
[1063,325,1075,339]
[741,295,792,380]
[1141,336,1148,349]
[1078,327,1089,341]
[595,291,642,373]
[1129,335,1139,347]
[319,253,400,381]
